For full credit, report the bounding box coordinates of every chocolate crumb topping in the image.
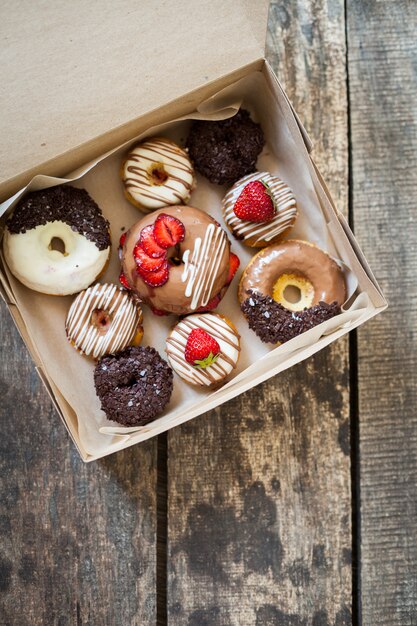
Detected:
[241,291,341,344]
[186,109,264,185]
[7,185,110,251]
[94,346,173,426]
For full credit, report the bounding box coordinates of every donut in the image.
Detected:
[186,109,264,185]
[166,313,240,387]
[3,185,111,296]
[94,346,173,426]
[239,240,346,310]
[241,292,341,344]
[121,137,195,213]
[66,283,144,359]
[239,240,346,344]
[222,171,297,247]
[120,206,239,316]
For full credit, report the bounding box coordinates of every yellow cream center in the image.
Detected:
[272,273,314,312]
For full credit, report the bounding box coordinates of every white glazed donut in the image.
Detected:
[66,283,143,359]
[121,137,196,213]
[165,313,240,387]
[3,186,111,296]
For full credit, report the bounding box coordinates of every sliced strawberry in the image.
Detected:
[150,305,170,316]
[195,293,222,312]
[226,252,240,285]
[134,242,167,272]
[137,261,169,287]
[119,271,131,290]
[119,232,127,247]
[139,225,166,258]
[153,213,185,249]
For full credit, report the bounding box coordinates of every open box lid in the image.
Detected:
[0,0,270,202]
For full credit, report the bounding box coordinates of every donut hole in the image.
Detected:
[120,376,138,389]
[167,244,183,266]
[148,162,168,185]
[283,285,302,304]
[49,236,67,256]
[91,308,112,335]
[273,273,314,312]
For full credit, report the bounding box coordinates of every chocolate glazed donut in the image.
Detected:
[239,240,346,310]
[121,206,231,315]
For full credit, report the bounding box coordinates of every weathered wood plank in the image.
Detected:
[167,1,352,624]
[0,304,158,626]
[347,1,417,623]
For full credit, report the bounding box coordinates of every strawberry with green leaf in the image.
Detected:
[185,328,220,369]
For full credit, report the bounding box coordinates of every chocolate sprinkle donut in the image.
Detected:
[241,291,341,344]
[186,109,264,185]
[7,185,110,251]
[94,346,173,426]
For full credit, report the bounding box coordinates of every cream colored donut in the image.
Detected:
[222,171,297,247]
[66,283,143,359]
[3,221,110,296]
[165,313,240,387]
[121,137,196,213]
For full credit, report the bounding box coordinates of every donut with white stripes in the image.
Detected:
[121,137,195,213]
[66,283,143,359]
[166,313,240,387]
[222,171,297,247]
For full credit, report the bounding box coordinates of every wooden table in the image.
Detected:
[1,1,416,624]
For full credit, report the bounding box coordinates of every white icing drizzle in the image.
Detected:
[123,137,195,212]
[181,224,227,310]
[222,171,297,244]
[166,313,240,386]
[66,283,142,359]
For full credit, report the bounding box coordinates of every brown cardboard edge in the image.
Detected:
[264,60,314,153]
[86,300,386,461]
[0,59,264,204]
[262,62,387,309]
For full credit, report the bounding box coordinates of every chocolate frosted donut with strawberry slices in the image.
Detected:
[119,206,240,316]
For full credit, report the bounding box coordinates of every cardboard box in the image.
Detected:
[0,1,386,461]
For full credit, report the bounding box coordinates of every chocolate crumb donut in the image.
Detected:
[94,346,173,426]
[241,291,341,344]
[186,109,264,185]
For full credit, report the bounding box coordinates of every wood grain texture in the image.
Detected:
[347,1,417,623]
[0,304,158,626]
[167,2,352,624]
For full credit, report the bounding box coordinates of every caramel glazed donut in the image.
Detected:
[121,137,196,213]
[239,240,346,344]
[3,185,111,296]
[121,206,231,316]
[239,240,346,308]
